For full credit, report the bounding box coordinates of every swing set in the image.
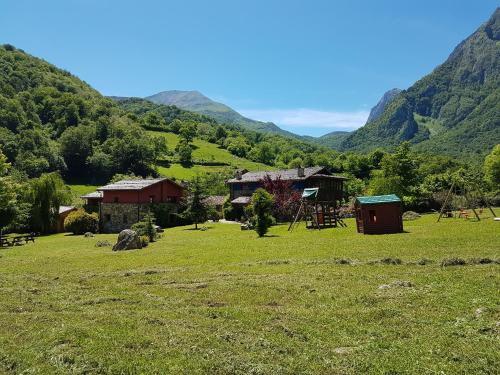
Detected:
[437,179,496,222]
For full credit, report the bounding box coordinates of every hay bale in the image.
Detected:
[402,211,421,221]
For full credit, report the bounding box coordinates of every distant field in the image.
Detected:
[149,131,272,180]
[68,184,99,205]
[0,213,498,373]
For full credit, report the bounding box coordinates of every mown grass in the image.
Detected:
[0,213,499,374]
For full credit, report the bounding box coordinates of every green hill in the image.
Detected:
[0,46,284,188]
[341,8,500,159]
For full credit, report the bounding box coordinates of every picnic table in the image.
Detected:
[0,233,36,247]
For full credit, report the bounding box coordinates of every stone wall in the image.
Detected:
[100,202,181,233]
[100,203,151,233]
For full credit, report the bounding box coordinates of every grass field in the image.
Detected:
[0,214,499,374]
[150,131,273,180]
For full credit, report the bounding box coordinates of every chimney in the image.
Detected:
[235,170,242,180]
[298,167,305,178]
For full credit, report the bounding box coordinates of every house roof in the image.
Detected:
[80,191,103,199]
[59,206,76,214]
[97,178,183,191]
[231,196,252,205]
[227,166,346,184]
[356,194,401,205]
[203,195,227,206]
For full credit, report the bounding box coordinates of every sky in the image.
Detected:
[1,0,498,136]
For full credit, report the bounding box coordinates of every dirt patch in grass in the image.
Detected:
[441,258,466,267]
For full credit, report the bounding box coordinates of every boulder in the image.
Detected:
[84,232,94,237]
[112,229,142,251]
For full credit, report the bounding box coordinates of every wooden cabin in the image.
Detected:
[226,166,346,205]
[355,195,403,234]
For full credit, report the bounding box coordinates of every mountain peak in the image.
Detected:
[366,88,402,124]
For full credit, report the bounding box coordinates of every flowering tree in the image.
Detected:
[259,174,302,222]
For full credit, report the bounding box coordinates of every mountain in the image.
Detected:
[366,89,402,123]
[311,131,351,149]
[145,90,298,138]
[341,8,500,158]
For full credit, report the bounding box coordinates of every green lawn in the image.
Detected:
[0,214,499,374]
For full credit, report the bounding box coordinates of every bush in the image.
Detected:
[64,209,98,234]
[207,207,222,221]
[251,188,274,237]
[140,235,149,247]
[131,212,157,242]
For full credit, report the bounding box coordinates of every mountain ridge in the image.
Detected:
[340,7,500,158]
[145,90,300,138]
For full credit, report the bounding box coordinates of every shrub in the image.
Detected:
[140,235,149,247]
[64,209,98,235]
[131,212,157,242]
[251,188,274,237]
[207,207,221,221]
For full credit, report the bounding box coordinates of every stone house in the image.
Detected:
[83,178,184,233]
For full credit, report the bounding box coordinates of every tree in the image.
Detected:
[141,111,166,130]
[260,175,301,221]
[0,148,17,231]
[176,140,193,167]
[251,188,274,237]
[226,136,250,157]
[59,125,94,178]
[181,176,208,229]
[179,122,197,143]
[484,144,500,187]
[29,172,71,234]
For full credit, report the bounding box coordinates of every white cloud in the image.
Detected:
[238,108,369,131]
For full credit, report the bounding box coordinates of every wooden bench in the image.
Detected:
[0,233,36,247]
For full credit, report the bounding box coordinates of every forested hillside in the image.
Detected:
[0,44,165,183]
[341,8,500,158]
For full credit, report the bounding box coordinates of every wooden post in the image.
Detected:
[437,181,455,222]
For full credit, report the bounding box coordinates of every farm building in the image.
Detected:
[203,195,226,215]
[226,166,346,206]
[82,178,184,233]
[354,194,403,234]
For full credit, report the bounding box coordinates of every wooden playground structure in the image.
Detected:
[288,188,346,231]
[437,180,496,222]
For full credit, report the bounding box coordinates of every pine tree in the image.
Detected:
[181,176,208,229]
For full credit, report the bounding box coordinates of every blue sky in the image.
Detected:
[1,0,497,136]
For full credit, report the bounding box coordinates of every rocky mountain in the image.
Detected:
[145,90,298,138]
[366,88,402,123]
[341,8,500,158]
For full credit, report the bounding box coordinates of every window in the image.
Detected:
[113,197,119,203]
[369,210,377,223]
[149,195,155,203]
[123,214,128,224]
[105,214,111,222]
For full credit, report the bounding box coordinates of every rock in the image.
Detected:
[240,224,249,231]
[112,229,142,251]
[84,232,94,237]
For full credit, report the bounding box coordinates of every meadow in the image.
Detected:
[0,213,498,374]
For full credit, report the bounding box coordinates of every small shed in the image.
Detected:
[57,206,77,233]
[354,194,403,234]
